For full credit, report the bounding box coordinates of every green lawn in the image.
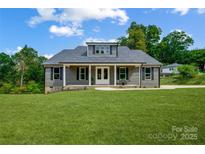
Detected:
[161,74,205,85]
[0,89,204,144]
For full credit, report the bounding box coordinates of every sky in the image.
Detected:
[0,8,205,58]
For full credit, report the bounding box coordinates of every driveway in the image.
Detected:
[95,85,205,91]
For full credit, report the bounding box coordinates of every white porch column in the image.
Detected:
[89,65,91,86]
[139,64,141,87]
[114,65,117,86]
[63,65,66,87]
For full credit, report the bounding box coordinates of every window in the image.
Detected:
[145,67,151,80]
[54,67,60,79]
[96,46,99,54]
[97,68,102,79]
[79,67,86,80]
[95,45,110,54]
[106,46,110,53]
[104,68,108,79]
[119,67,126,80]
[100,46,104,54]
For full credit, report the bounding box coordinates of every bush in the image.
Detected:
[27,81,41,93]
[10,86,27,94]
[178,65,198,78]
[0,81,42,94]
[11,87,21,94]
[0,83,13,93]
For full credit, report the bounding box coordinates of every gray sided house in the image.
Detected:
[161,63,182,76]
[44,42,162,93]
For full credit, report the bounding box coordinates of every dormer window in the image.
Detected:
[86,42,118,57]
[95,45,110,55]
[96,46,100,54]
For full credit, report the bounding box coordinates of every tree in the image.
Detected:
[26,56,47,85]
[118,22,147,51]
[178,65,198,78]
[0,53,16,83]
[13,45,38,87]
[0,45,47,93]
[156,30,194,64]
[117,36,128,46]
[189,49,205,71]
[118,22,162,54]
[145,25,162,56]
[127,22,147,51]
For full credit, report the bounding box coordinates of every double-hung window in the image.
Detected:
[79,67,86,80]
[95,45,110,55]
[119,67,126,80]
[54,67,60,79]
[96,46,100,54]
[145,67,151,80]
[101,46,104,54]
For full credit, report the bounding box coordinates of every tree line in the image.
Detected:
[118,21,205,70]
[0,21,205,93]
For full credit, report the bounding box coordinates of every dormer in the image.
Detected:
[86,42,118,57]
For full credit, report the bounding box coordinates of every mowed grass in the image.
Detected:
[0,88,204,144]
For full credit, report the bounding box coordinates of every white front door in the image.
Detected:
[96,67,110,85]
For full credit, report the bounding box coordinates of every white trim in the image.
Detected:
[63,64,141,66]
[119,67,127,80]
[114,65,117,86]
[95,45,110,55]
[53,67,60,80]
[95,67,110,85]
[86,43,118,46]
[144,67,152,80]
[89,65,91,86]
[44,63,161,67]
[63,65,66,87]
[79,67,86,80]
[139,65,141,86]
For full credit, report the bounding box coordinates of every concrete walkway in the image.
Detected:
[95,85,205,91]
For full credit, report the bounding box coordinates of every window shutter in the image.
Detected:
[117,67,119,80]
[93,45,95,54]
[110,46,112,55]
[77,67,79,80]
[126,67,129,80]
[60,67,63,80]
[152,68,154,80]
[51,67,53,80]
[142,68,145,80]
[86,67,88,80]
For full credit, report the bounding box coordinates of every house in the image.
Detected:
[43,42,162,93]
[161,63,182,76]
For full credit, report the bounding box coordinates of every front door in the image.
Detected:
[96,67,110,85]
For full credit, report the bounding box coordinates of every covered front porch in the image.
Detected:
[62,64,142,88]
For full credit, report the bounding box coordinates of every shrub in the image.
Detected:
[177,65,198,78]
[10,86,27,94]
[0,83,13,93]
[11,87,21,94]
[27,81,41,93]
[19,86,28,93]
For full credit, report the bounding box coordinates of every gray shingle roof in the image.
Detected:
[44,46,162,65]
[162,63,182,68]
